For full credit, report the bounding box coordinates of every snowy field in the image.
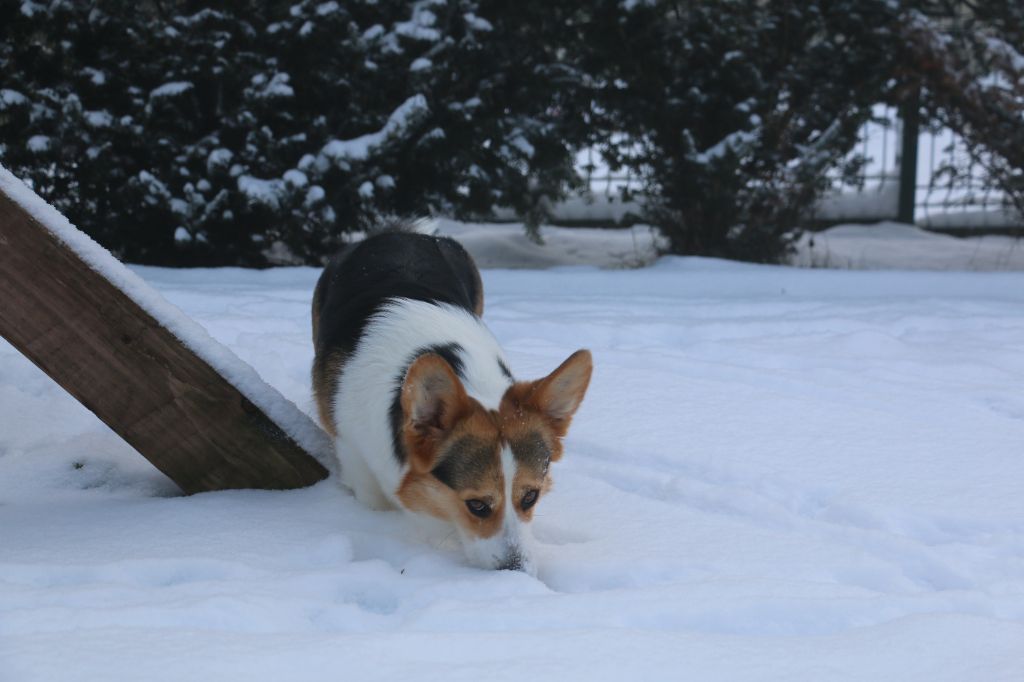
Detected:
[3,233,1024,680]
[792,222,1024,271]
[435,219,1024,272]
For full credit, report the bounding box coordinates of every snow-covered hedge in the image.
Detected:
[584,1,1024,262]
[0,0,585,265]
[3,1,1021,266]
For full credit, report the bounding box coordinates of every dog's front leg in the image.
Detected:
[336,436,395,511]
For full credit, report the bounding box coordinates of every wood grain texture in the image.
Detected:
[0,190,328,494]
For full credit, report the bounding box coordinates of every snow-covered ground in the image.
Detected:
[439,219,1024,272]
[3,231,1024,679]
[433,218,662,268]
[792,222,1024,270]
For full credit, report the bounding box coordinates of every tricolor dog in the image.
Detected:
[312,230,591,573]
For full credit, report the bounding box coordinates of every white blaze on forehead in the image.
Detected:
[457,445,536,573]
[501,445,516,517]
[500,444,536,574]
[499,445,525,543]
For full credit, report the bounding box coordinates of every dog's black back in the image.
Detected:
[313,231,483,357]
[311,231,483,432]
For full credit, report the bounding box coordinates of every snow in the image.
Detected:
[238,175,286,209]
[0,88,27,109]
[304,185,325,206]
[82,67,106,85]
[493,194,644,226]
[394,4,441,43]
[508,134,535,158]
[815,178,900,223]
[316,1,340,16]
[463,13,493,31]
[694,129,758,163]
[409,57,432,72]
[792,222,1024,271]
[149,81,194,99]
[84,110,114,128]
[986,36,1024,73]
[3,217,1024,679]
[320,95,429,165]
[422,127,445,141]
[921,207,1024,231]
[0,164,333,474]
[283,169,308,188]
[207,147,233,173]
[25,135,49,152]
[362,24,385,41]
[169,197,189,216]
[250,72,294,99]
[19,0,41,17]
[432,219,662,269]
[137,170,170,204]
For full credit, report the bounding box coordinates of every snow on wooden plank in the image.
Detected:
[0,165,332,493]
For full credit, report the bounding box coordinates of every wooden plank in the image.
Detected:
[0,185,329,494]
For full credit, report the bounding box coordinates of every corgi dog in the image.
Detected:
[312,230,591,573]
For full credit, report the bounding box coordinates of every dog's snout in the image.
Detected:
[496,548,525,571]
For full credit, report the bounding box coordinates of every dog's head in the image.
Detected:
[395,350,592,574]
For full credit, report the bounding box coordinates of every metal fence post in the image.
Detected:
[898,89,920,224]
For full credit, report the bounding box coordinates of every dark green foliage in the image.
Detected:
[0,0,585,265]
[895,1,1024,221]
[581,0,1024,262]
[582,0,900,262]
[3,0,1021,265]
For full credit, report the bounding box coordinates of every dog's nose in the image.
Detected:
[496,550,524,571]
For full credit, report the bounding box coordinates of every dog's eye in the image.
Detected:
[465,499,492,518]
[521,489,539,511]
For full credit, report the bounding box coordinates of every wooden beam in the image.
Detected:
[0,179,329,494]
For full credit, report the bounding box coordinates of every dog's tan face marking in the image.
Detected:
[498,350,592,529]
[396,377,507,539]
[396,350,593,569]
[421,429,506,540]
[507,430,554,522]
[397,401,565,535]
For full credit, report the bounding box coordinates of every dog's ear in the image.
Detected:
[401,353,470,473]
[528,349,592,436]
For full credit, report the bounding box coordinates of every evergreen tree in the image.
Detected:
[895,1,1024,221]
[0,0,586,264]
[5,0,1020,266]
[581,0,898,262]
